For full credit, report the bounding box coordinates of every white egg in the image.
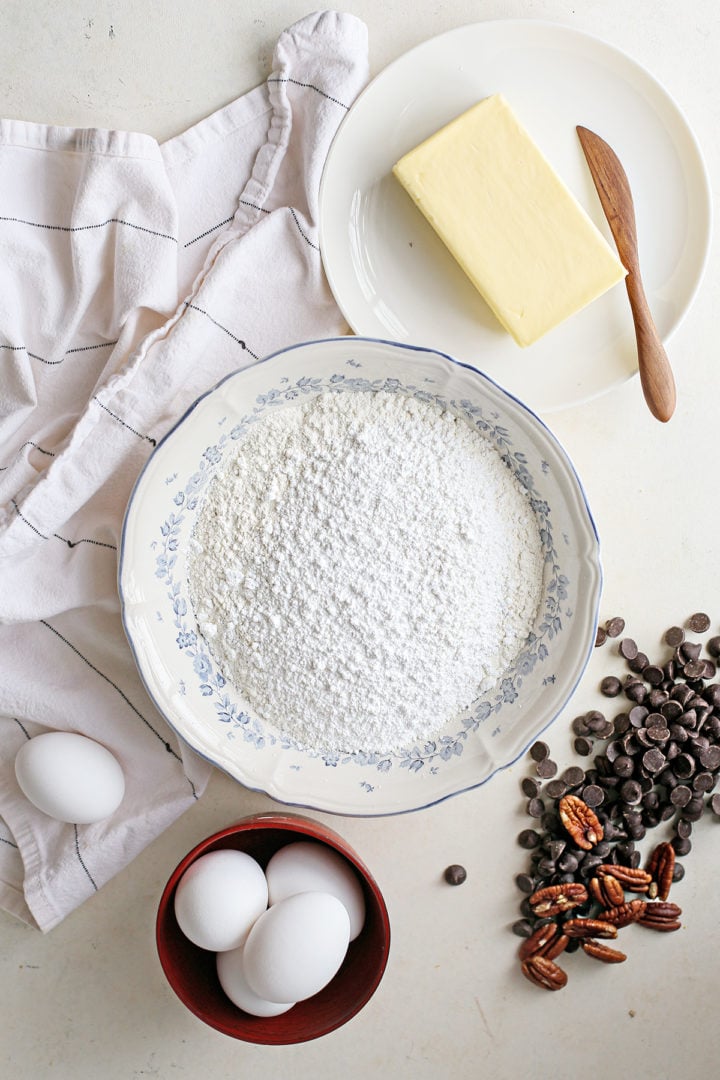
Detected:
[174,849,268,952]
[243,890,350,1003]
[14,731,125,824]
[266,841,366,940]
[216,945,295,1018]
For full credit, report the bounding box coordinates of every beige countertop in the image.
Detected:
[1,2,718,1077]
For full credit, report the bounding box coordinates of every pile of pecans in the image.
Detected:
[514,614,720,990]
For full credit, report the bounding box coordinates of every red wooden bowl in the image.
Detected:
[156,813,391,1044]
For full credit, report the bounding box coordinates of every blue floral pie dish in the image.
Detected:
[119,337,601,816]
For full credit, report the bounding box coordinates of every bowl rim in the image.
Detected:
[155,813,392,1044]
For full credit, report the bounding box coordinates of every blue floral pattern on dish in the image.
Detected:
[153,369,565,777]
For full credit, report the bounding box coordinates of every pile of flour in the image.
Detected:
[187,390,544,754]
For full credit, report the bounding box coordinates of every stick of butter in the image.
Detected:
[392,94,627,347]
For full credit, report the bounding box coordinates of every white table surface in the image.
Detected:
[1,2,719,1077]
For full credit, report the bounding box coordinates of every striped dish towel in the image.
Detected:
[0,10,368,931]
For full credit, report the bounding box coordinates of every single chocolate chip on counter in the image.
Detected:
[600,676,623,698]
[527,797,545,818]
[518,829,541,849]
[511,868,535,894]
[595,626,608,647]
[536,758,558,779]
[530,741,550,762]
[521,776,541,798]
[574,736,594,756]
[619,637,639,660]
[512,919,535,938]
[686,612,711,634]
[606,617,625,638]
[444,864,467,886]
[664,626,685,647]
[709,793,720,816]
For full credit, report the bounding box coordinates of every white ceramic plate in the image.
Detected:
[119,337,602,816]
[319,20,712,414]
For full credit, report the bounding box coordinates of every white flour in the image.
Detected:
[187,390,544,754]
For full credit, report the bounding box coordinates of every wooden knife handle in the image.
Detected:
[625,272,676,423]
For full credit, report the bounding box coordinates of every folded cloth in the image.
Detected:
[0,10,369,931]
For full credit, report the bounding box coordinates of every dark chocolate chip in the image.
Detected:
[664,626,685,647]
[672,836,692,856]
[625,682,647,704]
[561,766,586,788]
[710,793,720,816]
[698,745,720,770]
[574,736,593,756]
[582,784,604,807]
[572,714,590,736]
[613,755,635,778]
[444,864,467,886]
[670,784,693,807]
[518,829,541,849]
[530,741,549,762]
[619,637,639,660]
[536,758,558,779]
[642,748,667,774]
[707,637,720,659]
[644,666,665,687]
[512,919,535,938]
[687,612,711,633]
[521,776,541,798]
[606,617,625,638]
[680,641,702,663]
[600,676,622,697]
[545,779,568,800]
[527,797,545,818]
[619,779,643,804]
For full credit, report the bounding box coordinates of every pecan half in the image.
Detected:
[563,917,617,940]
[645,841,675,902]
[521,955,568,991]
[589,873,625,908]
[597,864,651,892]
[638,901,682,932]
[558,795,604,850]
[529,882,588,917]
[600,899,647,927]
[519,922,571,963]
[581,939,627,964]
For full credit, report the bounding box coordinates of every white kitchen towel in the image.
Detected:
[0,10,369,931]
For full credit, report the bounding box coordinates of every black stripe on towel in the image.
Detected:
[266,77,349,110]
[184,303,260,359]
[39,620,199,799]
[1,340,118,367]
[10,499,117,550]
[0,214,177,243]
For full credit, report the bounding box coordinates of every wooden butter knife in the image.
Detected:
[576,125,676,423]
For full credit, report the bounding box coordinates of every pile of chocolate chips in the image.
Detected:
[513,614,720,944]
